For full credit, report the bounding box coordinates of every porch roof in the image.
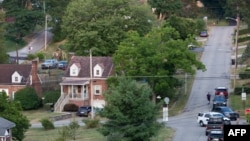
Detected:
[60,79,89,85]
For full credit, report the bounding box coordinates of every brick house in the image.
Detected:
[0,60,42,99]
[0,117,16,141]
[54,56,114,112]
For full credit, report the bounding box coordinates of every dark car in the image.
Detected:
[212,106,239,121]
[76,106,91,117]
[57,60,68,70]
[199,30,209,37]
[205,117,224,136]
[212,95,227,109]
[207,129,224,141]
[215,87,228,99]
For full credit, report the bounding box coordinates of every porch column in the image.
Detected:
[60,85,64,97]
[71,85,73,99]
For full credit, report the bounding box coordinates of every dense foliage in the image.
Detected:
[14,87,41,110]
[99,76,162,141]
[113,25,205,99]
[62,0,156,56]
[0,92,30,141]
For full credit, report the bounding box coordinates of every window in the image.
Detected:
[15,77,18,81]
[94,85,102,95]
[96,70,100,75]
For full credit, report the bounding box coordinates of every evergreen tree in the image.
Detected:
[0,92,30,141]
[99,76,162,141]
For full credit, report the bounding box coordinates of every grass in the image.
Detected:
[24,126,174,141]
[229,94,250,118]
[22,109,67,124]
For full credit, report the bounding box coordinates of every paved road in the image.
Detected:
[167,26,247,141]
[7,30,53,63]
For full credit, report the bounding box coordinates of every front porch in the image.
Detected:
[54,79,90,112]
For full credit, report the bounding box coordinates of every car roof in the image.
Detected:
[199,111,224,116]
[215,87,227,89]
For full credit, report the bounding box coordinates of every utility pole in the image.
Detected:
[233,4,240,90]
[90,49,94,119]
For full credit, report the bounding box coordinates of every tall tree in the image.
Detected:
[0,92,30,141]
[99,76,162,141]
[148,0,183,21]
[0,11,9,63]
[62,0,156,56]
[113,27,205,100]
[2,0,44,40]
[42,0,71,42]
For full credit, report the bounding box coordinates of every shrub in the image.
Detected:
[14,87,41,110]
[239,71,250,79]
[234,87,250,95]
[40,118,55,130]
[83,119,100,129]
[247,114,250,124]
[26,54,36,60]
[63,103,78,112]
[42,90,60,104]
[35,52,45,61]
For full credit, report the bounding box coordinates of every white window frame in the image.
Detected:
[94,85,102,95]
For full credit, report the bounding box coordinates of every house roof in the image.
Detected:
[60,79,89,85]
[64,56,114,78]
[0,117,16,136]
[0,64,32,85]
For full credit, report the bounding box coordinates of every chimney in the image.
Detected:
[31,59,42,97]
[68,52,75,62]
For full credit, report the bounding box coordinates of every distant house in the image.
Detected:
[0,60,42,99]
[0,117,16,141]
[54,56,114,112]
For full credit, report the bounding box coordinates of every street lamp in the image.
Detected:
[226,14,240,90]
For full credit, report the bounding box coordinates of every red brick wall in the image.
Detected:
[0,85,26,98]
[31,60,42,97]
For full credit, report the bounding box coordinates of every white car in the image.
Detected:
[197,111,230,127]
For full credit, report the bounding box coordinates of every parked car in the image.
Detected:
[199,30,209,37]
[76,106,91,117]
[41,59,58,69]
[197,112,231,127]
[207,129,224,141]
[205,117,224,136]
[212,106,239,121]
[215,87,228,99]
[57,60,68,70]
[212,95,227,109]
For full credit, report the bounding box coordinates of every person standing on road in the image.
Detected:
[207,92,211,104]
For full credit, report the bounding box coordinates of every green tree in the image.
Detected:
[62,0,156,56]
[148,0,183,21]
[2,0,44,40]
[0,18,9,63]
[42,0,71,42]
[164,15,200,39]
[99,76,162,141]
[113,28,205,100]
[14,87,41,110]
[0,92,30,141]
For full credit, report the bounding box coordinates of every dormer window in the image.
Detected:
[94,64,103,77]
[11,71,21,83]
[70,63,81,76]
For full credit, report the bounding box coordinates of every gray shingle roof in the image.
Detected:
[0,117,15,136]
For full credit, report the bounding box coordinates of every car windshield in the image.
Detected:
[212,114,223,117]
[214,96,225,101]
[221,107,233,112]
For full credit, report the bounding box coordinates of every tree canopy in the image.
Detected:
[148,0,183,20]
[113,26,205,99]
[99,76,162,141]
[2,0,44,40]
[0,92,30,141]
[62,0,156,56]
